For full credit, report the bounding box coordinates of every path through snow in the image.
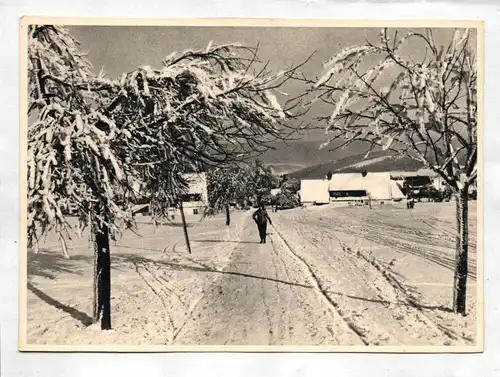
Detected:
[26,203,477,346]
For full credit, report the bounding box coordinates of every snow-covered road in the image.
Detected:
[26,203,478,347]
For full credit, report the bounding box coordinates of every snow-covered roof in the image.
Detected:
[328,173,368,192]
[329,172,404,200]
[299,179,330,204]
[390,180,406,200]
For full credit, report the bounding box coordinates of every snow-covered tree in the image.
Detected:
[246,160,279,206]
[27,25,308,329]
[281,177,300,194]
[205,167,249,225]
[273,178,300,210]
[274,190,300,210]
[205,160,281,223]
[27,25,139,329]
[97,42,308,220]
[310,28,477,315]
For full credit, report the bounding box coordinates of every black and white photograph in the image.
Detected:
[20,18,483,351]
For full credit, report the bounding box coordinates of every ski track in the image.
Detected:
[114,213,250,345]
[337,239,473,344]
[294,214,477,280]
[266,222,366,345]
[27,205,477,346]
[274,222,398,345]
[168,214,249,344]
[273,212,475,346]
[270,224,370,345]
[170,219,365,346]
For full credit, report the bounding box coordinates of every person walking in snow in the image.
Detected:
[252,204,272,244]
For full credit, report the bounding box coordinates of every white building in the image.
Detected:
[299,172,405,207]
[131,172,208,216]
[298,179,331,205]
[328,172,405,205]
[180,172,208,215]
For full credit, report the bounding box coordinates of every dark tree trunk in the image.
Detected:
[453,187,469,315]
[179,201,192,254]
[92,222,112,330]
[225,203,230,226]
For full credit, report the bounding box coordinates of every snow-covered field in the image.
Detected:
[26,202,478,347]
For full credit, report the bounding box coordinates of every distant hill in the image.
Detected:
[260,137,470,180]
[259,140,426,179]
[266,163,307,175]
[288,151,426,180]
[260,140,379,168]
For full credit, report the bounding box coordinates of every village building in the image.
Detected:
[131,172,208,216]
[328,172,405,205]
[299,172,405,207]
[391,168,442,195]
[298,179,330,205]
[179,173,208,215]
[391,167,477,200]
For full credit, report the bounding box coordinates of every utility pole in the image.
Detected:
[178,199,192,254]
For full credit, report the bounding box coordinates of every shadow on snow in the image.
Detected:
[114,253,312,290]
[27,282,93,326]
[27,250,92,280]
[114,253,454,314]
[191,239,261,244]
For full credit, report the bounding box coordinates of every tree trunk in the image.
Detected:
[92,222,112,330]
[453,187,469,315]
[179,201,192,254]
[225,203,230,226]
[59,232,70,259]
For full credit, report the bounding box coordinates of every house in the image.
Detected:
[180,173,208,215]
[299,173,406,207]
[389,169,434,199]
[131,172,208,216]
[393,169,435,191]
[409,168,476,194]
[298,179,330,205]
[328,172,405,205]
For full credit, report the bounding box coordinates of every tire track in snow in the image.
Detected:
[133,261,177,339]
[310,220,473,345]
[338,243,474,344]
[170,212,249,344]
[270,223,370,345]
[298,216,477,280]
[282,219,407,345]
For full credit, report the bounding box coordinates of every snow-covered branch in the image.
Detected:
[310,27,477,193]
[27,25,310,237]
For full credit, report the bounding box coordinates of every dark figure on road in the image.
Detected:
[252,204,272,244]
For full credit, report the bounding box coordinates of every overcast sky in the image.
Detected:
[68,26,476,148]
